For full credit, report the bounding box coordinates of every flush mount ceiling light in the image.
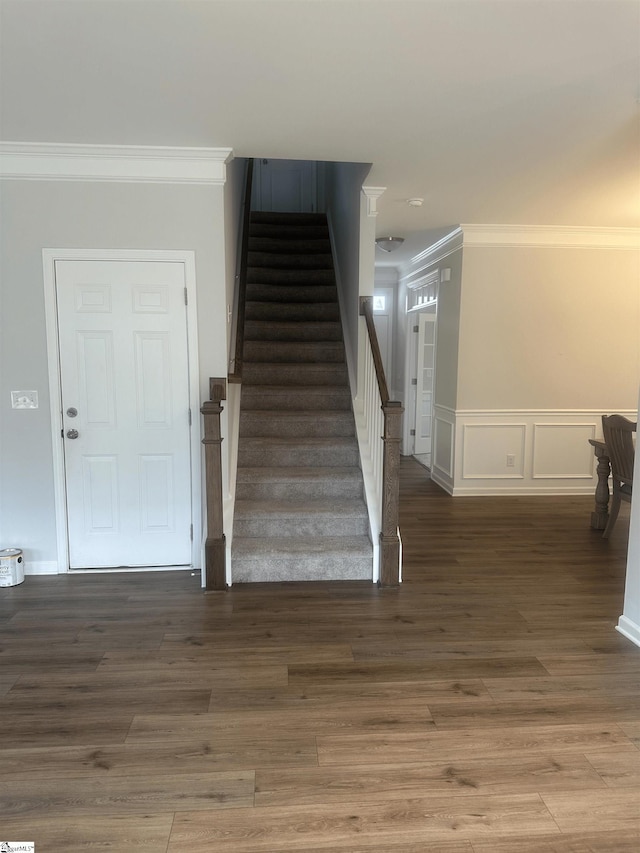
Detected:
[375,237,405,253]
[407,198,424,207]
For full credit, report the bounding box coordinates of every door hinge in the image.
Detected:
[411,378,418,386]
[413,325,419,333]
[188,408,192,426]
[410,429,416,436]
[190,523,193,541]
[184,287,188,306]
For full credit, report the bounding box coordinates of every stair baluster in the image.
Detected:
[359,296,404,587]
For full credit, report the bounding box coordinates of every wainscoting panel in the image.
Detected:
[433,409,639,496]
[532,423,596,479]
[430,408,454,493]
[462,423,526,479]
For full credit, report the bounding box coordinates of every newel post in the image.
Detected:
[201,377,227,591]
[380,400,403,587]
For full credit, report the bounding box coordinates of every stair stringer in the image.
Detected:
[326,212,381,584]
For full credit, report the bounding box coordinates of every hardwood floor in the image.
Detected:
[1,457,638,852]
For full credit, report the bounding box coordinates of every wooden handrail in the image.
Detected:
[360,296,390,403]
[229,158,254,384]
[201,377,227,590]
[360,296,403,587]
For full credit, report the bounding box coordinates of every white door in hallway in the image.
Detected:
[414,312,436,455]
[55,260,193,569]
[252,159,317,212]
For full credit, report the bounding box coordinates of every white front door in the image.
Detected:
[55,260,193,569]
[252,159,317,212]
[414,312,436,455]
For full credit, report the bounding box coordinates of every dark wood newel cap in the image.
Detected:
[209,377,227,402]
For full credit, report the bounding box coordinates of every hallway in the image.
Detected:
[0,458,637,851]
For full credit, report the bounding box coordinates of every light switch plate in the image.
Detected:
[11,390,38,409]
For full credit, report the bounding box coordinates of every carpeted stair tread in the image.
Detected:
[236,467,363,500]
[247,268,335,287]
[245,301,340,322]
[234,498,369,537]
[250,223,329,240]
[237,436,360,467]
[242,362,349,386]
[240,410,355,438]
[248,251,334,270]
[240,385,351,410]
[249,237,332,254]
[246,283,338,303]
[243,340,345,363]
[231,536,372,582]
[251,211,327,225]
[244,320,343,342]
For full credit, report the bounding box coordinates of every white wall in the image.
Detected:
[617,388,640,648]
[458,246,640,411]
[0,179,228,570]
[323,161,371,385]
[395,228,639,495]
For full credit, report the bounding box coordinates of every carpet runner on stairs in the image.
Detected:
[232,211,372,582]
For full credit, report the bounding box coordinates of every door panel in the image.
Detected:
[252,159,317,212]
[414,313,436,456]
[55,260,192,569]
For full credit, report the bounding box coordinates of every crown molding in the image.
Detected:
[0,142,233,184]
[460,224,640,250]
[400,227,463,280]
[362,186,386,217]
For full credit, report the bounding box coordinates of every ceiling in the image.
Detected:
[1,0,639,265]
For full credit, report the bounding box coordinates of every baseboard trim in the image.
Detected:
[25,561,58,575]
[616,615,640,649]
[451,485,598,496]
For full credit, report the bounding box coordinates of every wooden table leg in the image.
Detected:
[590,444,611,530]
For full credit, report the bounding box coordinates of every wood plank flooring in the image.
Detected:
[0,457,637,852]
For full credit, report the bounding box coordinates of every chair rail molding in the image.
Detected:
[0,142,233,184]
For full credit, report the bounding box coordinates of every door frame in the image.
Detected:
[43,248,202,574]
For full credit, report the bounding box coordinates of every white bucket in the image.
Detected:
[0,548,25,587]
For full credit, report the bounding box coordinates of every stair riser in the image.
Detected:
[240,413,355,438]
[250,224,329,239]
[244,341,345,364]
[238,445,360,467]
[244,321,343,342]
[246,284,338,304]
[247,269,335,286]
[241,388,352,411]
[234,515,369,538]
[248,252,333,270]
[231,557,371,583]
[245,302,340,322]
[251,212,327,225]
[249,238,332,254]
[242,363,349,386]
[236,479,363,500]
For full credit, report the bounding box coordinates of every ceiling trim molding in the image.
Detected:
[362,186,386,217]
[401,227,463,279]
[0,142,233,184]
[460,224,640,250]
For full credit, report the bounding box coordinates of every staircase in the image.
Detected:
[232,211,372,582]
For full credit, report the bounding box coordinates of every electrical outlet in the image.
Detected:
[506,453,515,468]
[11,390,38,409]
